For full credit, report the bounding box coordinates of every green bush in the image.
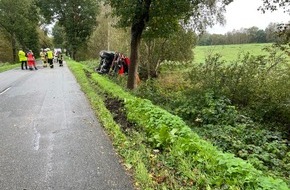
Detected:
[193,123,290,179]
[186,48,290,126]
[132,46,290,184]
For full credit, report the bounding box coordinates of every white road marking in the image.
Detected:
[33,125,41,151]
[0,86,11,95]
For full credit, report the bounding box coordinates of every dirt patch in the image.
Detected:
[104,96,135,132]
[84,69,92,78]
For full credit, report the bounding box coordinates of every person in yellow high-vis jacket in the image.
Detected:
[46,48,54,68]
[18,48,27,70]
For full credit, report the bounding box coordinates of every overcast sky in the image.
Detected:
[207,0,289,34]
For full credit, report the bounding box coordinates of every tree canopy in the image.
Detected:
[259,0,290,13]
[37,0,99,60]
[106,0,234,89]
[0,0,40,61]
[259,0,290,47]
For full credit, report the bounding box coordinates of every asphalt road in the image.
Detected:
[0,61,134,190]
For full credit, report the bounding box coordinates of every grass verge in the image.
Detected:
[67,60,289,190]
[0,63,19,73]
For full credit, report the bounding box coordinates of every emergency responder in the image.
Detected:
[40,49,47,67]
[57,51,63,67]
[46,48,54,68]
[27,50,37,70]
[18,48,28,70]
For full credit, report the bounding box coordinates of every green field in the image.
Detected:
[193,43,273,63]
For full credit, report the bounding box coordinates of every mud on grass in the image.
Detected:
[104,96,135,133]
[83,67,134,132]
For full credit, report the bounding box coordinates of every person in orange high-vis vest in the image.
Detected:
[27,50,37,70]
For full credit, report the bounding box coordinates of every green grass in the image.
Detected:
[0,63,19,72]
[193,43,273,63]
[68,60,290,190]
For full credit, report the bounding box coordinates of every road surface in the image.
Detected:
[0,61,134,190]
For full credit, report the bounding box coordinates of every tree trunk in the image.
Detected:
[127,24,143,89]
[145,41,151,80]
[127,0,151,90]
[71,46,77,60]
[11,33,17,63]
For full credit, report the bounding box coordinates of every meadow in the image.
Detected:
[193,43,273,63]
